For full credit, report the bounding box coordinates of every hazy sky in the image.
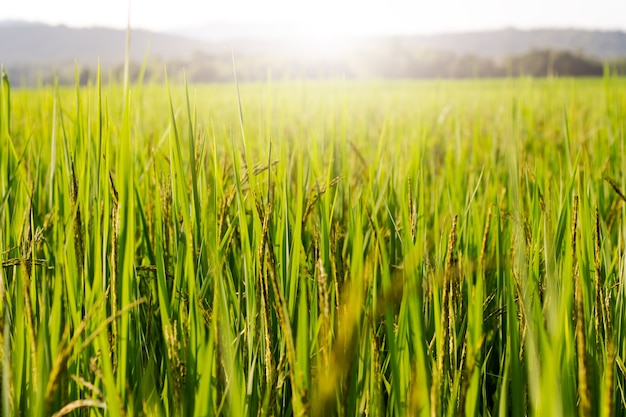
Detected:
[3,0,626,36]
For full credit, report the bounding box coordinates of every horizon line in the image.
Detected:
[2,18,626,38]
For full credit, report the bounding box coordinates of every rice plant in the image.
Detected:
[1,69,626,416]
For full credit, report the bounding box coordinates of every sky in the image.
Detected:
[3,0,626,36]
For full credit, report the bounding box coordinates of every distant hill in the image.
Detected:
[178,24,626,60]
[173,21,302,42]
[399,28,626,60]
[0,20,210,66]
[1,21,625,85]
[2,21,626,66]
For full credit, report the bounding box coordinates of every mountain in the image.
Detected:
[178,24,626,60]
[173,21,302,42]
[0,20,41,27]
[3,21,626,67]
[399,28,626,60]
[0,21,211,66]
[1,21,625,85]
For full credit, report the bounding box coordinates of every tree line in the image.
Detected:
[7,48,626,87]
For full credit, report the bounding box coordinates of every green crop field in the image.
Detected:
[1,71,626,416]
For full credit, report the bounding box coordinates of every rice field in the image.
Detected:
[1,70,626,416]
